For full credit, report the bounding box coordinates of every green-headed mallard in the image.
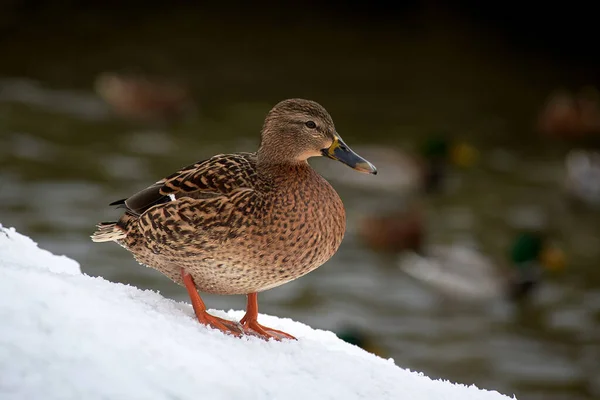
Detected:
[92,98,377,340]
[398,232,565,302]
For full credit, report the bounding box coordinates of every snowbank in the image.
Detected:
[0,224,514,400]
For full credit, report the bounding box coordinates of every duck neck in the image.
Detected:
[257,150,314,188]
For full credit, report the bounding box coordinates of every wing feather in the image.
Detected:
[113,152,258,216]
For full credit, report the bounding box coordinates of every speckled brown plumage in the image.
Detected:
[113,157,344,295]
[92,99,376,301]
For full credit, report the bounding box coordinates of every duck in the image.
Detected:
[536,87,600,141]
[564,149,600,209]
[316,136,478,196]
[94,72,195,123]
[91,98,377,341]
[418,135,479,193]
[356,199,425,255]
[397,231,565,302]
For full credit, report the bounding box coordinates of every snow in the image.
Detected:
[0,224,514,400]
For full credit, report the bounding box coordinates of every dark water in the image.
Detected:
[1,8,599,400]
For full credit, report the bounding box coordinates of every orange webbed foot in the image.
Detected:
[240,317,297,341]
[197,311,244,337]
[240,293,296,341]
[181,268,242,337]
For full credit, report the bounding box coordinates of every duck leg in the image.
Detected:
[240,293,296,341]
[181,268,242,336]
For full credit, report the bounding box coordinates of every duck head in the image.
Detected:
[258,99,377,174]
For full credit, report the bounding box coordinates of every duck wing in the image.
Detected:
[111,152,258,216]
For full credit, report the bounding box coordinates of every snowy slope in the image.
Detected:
[0,224,514,400]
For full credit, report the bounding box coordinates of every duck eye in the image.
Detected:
[305,121,317,129]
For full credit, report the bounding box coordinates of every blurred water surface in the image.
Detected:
[1,7,599,400]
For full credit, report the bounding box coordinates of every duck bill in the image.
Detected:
[321,135,377,175]
[450,142,479,168]
[540,246,566,271]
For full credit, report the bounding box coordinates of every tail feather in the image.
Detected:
[91,222,127,243]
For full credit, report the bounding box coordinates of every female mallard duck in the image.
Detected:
[356,200,425,254]
[94,72,194,123]
[92,98,377,340]
[398,232,565,302]
[536,87,600,140]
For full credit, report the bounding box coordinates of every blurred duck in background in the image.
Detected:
[357,200,425,255]
[536,86,600,141]
[418,135,479,193]
[536,87,600,209]
[397,231,565,302]
[94,72,195,123]
[349,137,477,255]
[319,136,478,197]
